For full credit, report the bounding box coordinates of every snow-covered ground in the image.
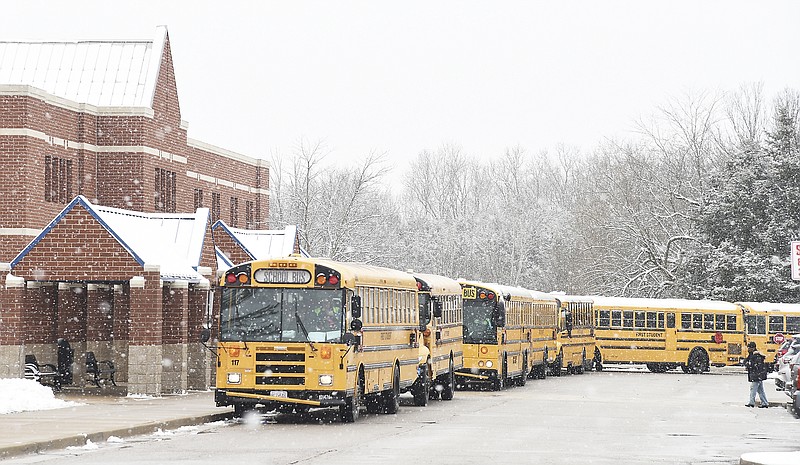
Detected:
[0,378,82,414]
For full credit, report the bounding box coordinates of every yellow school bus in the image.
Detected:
[457,281,558,389]
[209,257,420,422]
[550,294,595,375]
[411,273,463,405]
[592,297,745,373]
[738,302,800,362]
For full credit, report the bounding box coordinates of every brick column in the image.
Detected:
[127,266,163,396]
[0,272,26,378]
[112,284,129,383]
[84,284,115,386]
[55,283,86,387]
[162,279,189,393]
[187,279,212,389]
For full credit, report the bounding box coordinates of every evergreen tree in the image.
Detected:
[692,93,800,302]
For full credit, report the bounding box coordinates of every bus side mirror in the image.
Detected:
[351,295,362,319]
[433,301,443,318]
[343,332,360,347]
[493,306,506,328]
[200,328,211,343]
[350,319,363,331]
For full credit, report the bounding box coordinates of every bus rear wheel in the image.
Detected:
[687,348,709,374]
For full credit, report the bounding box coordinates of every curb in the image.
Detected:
[0,412,234,459]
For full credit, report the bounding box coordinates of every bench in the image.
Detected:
[23,354,62,388]
[24,339,75,390]
[85,351,116,387]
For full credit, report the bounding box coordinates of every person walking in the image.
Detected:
[743,341,769,408]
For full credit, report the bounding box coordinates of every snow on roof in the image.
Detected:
[93,202,209,282]
[213,221,304,260]
[736,302,800,314]
[0,26,165,107]
[215,246,235,273]
[12,196,209,282]
[590,296,740,311]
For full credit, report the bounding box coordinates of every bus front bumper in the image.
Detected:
[215,388,347,409]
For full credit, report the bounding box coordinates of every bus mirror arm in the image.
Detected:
[198,328,219,362]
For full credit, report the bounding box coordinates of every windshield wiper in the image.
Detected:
[294,303,317,352]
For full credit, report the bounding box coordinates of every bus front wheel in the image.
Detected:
[516,354,528,386]
[383,364,400,414]
[440,358,455,401]
[412,362,430,407]
[340,370,363,423]
[593,347,603,372]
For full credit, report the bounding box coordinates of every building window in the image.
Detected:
[230,196,239,227]
[193,188,204,210]
[245,200,255,229]
[154,168,176,212]
[44,155,73,204]
[212,193,221,223]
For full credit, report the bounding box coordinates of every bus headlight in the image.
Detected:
[319,374,334,386]
[227,372,242,384]
[485,360,494,368]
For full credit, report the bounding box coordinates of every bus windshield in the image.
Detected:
[220,288,344,343]
[463,299,497,344]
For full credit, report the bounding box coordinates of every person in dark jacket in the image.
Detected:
[743,341,769,408]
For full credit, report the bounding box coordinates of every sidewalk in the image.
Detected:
[0,388,233,459]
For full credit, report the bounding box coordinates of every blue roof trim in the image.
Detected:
[10,195,145,269]
[211,220,256,260]
[215,246,234,270]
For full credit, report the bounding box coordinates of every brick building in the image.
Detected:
[0,27,270,394]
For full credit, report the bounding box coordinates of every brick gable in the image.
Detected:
[12,205,142,282]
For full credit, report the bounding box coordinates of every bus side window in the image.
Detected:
[667,313,676,329]
[769,316,784,334]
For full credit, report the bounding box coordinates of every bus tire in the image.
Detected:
[575,350,586,374]
[412,362,430,407]
[383,364,400,414]
[493,357,507,391]
[340,370,363,423]
[593,347,603,372]
[551,351,563,377]
[687,348,709,374]
[533,349,548,379]
[516,353,528,386]
[440,358,455,401]
[233,403,250,417]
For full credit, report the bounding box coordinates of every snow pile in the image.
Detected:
[0,378,82,414]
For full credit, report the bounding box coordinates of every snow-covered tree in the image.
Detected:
[691,91,800,302]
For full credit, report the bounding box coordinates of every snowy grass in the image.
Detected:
[0,378,83,414]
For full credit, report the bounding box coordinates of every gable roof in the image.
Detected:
[212,221,306,271]
[11,195,210,282]
[0,26,165,107]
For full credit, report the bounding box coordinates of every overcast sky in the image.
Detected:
[3,1,800,172]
